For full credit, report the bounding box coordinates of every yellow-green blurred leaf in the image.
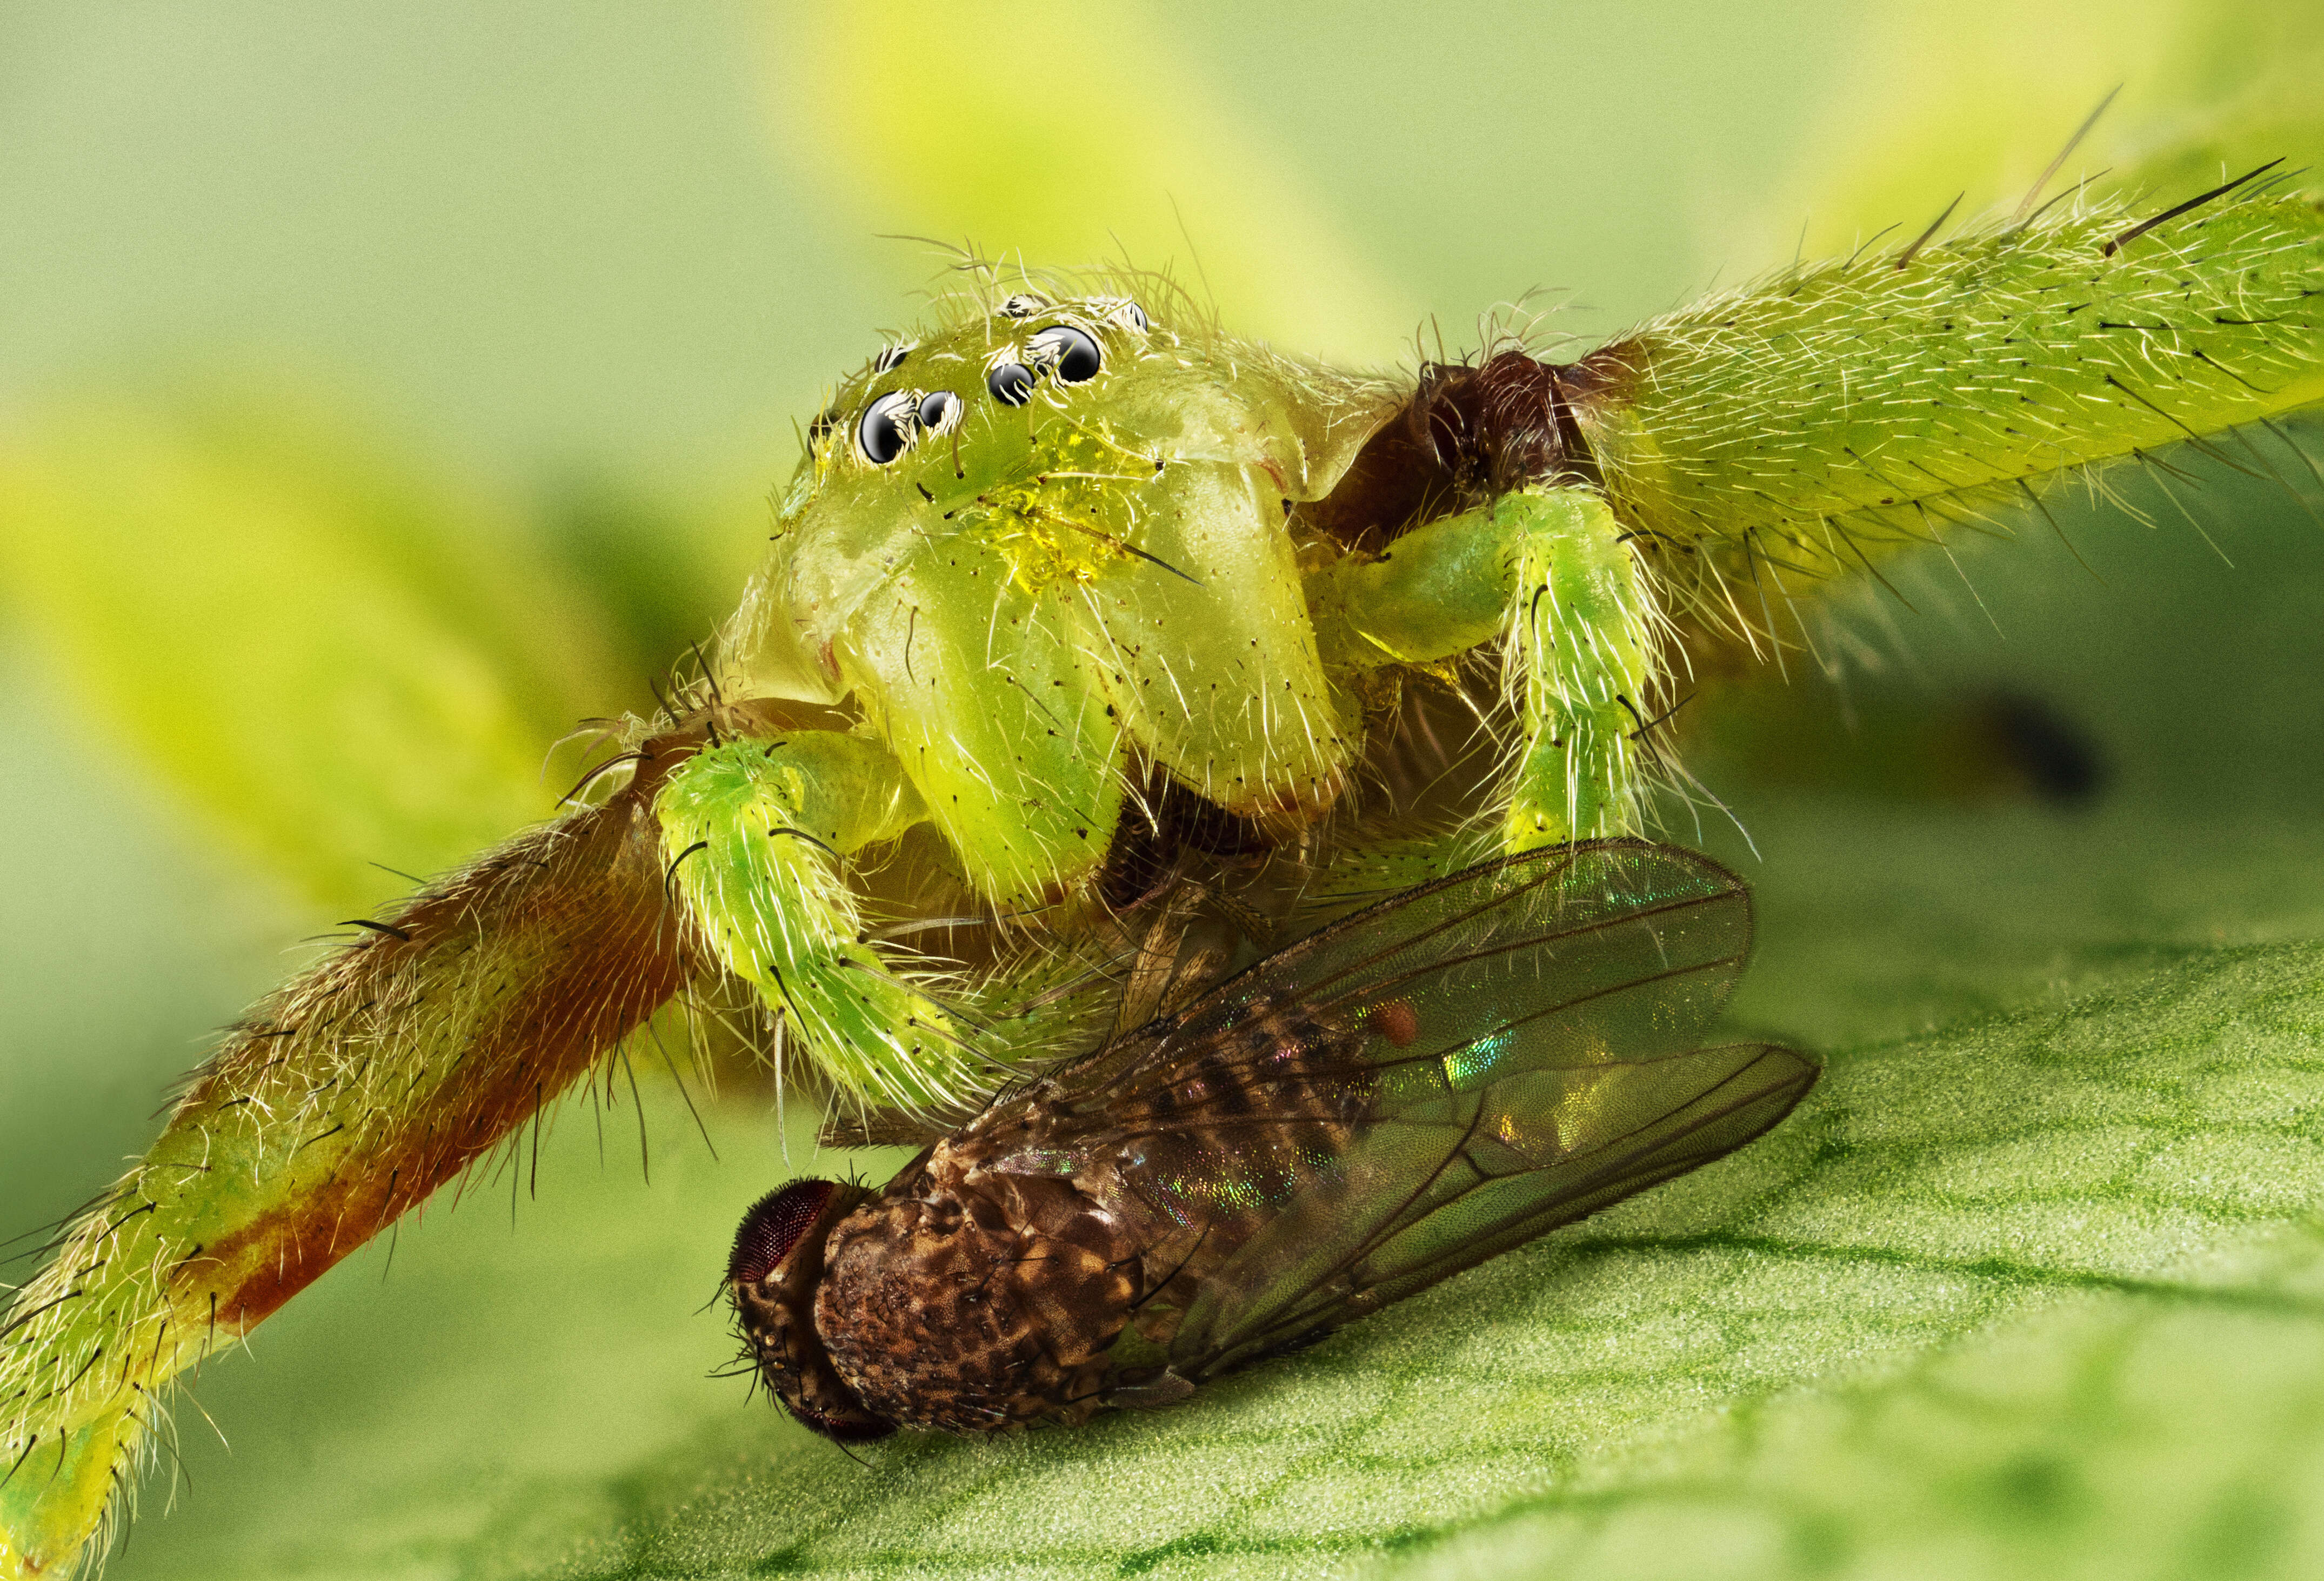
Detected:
[1726,0,2324,266]
[0,391,627,914]
[757,0,1408,361]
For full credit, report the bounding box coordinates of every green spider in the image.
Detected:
[4,144,2320,1577]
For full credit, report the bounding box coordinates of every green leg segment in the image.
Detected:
[656,731,1130,1114]
[654,732,982,1113]
[1310,484,1657,850]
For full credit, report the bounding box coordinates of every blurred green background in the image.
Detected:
[3,2,2323,1577]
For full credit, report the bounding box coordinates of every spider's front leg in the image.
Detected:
[0,715,1098,1576]
[1309,483,1658,849]
[654,730,989,1112]
[0,731,704,1578]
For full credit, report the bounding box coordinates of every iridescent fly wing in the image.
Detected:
[980,839,1815,1383]
[1170,1036,1812,1379]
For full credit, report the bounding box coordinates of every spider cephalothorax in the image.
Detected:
[655,272,1680,1121]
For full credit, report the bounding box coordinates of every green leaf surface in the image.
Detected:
[545,942,2324,1579]
[91,915,2324,1581]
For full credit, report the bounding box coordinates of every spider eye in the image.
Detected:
[872,343,914,374]
[986,362,1037,407]
[728,1180,838,1285]
[918,389,962,433]
[807,404,842,452]
[857,391,917,464]
[998,293,1045,319]
[1091,297,1150,334]
[1028,325,1102,384]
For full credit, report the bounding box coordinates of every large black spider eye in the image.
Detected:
[872,343,914,374]
[918,389,961,433]
[1027,325,1102,384]
[998,293,1044,319]
[857,391,916,464]
[986,361,1037,407]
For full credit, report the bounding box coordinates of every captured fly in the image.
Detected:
[727,840,1818,1439]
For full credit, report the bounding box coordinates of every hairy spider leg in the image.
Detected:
[653,733,975,1110]
[0,724,1124,1577]
[1573,179,2324,648]
[1310,485,1656,848]
[1,740,697,1578]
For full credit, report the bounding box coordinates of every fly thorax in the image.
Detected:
[813,1158,1143,1433]
[727,1178,893,1443]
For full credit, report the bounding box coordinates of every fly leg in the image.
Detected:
[1308,483,1659,850]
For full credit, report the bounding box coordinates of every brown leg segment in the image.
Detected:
[1,731,705,1578]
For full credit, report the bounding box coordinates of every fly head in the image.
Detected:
[728,1178,894,1442]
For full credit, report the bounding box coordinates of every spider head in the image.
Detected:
[727,1178,893,1443]
[798,292,1155,500]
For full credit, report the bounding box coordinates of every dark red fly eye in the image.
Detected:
[729,1179,836,1285]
